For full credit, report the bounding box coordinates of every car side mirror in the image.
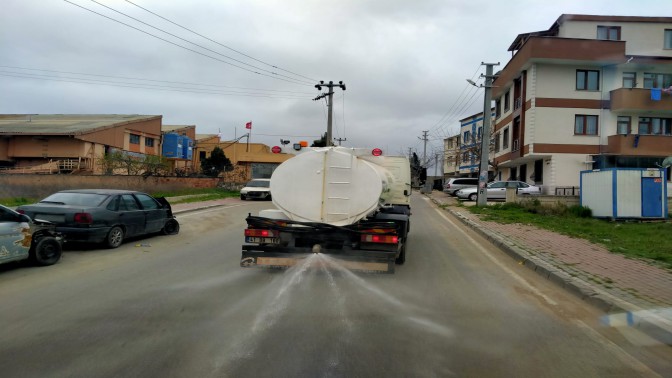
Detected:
[19,214,32,223]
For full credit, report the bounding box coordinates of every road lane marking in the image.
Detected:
[433,207,558,306]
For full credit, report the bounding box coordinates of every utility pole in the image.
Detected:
[475,62,500,206]
[313,81,346,146]
[334,137,347,146]
[418,130,429,166]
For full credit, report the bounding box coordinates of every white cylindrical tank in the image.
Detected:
[271,147,390,226]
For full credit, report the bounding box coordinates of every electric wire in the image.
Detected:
[63,0,311,86]
[428,64,482,132]
[124,0,317,83]
[86,0,312,85]
[0,65,315,94]
[0,72,313,99]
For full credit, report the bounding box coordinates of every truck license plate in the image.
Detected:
[245,237,280,244]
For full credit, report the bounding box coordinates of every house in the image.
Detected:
[491,14,672,194]
[193,135,293,181]
[454,110,496,179]
[0,114,162,174]
[443,134,460,179]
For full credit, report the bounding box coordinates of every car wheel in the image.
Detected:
[469,193,478,201]
[30,236,62,266]
[395,240,406,265]
[106,226,125,249]
[240,194,246,200]
[162,218,180,235]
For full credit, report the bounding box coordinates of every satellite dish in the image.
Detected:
[661,156,672,168]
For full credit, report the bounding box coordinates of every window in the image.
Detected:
[129,134,140,144]
[639,117,672,135]
[463,131,471,143]
[462,152,469,163]
[199,151,206,160]
[503,127,509,149]
[477,127,482,141]
[622,72,636,88]
[617,116,631,135]
[575,115,598,135]
[145,137,154,147]
[576,70,600,90]
[665,29,672,49]
[121,195,140,211]
[643,73,672,89]
[504,90,510,111]
[597,25,621,41]
[495,99,501,118]
[494,133,500,152]
[135,194,159,210]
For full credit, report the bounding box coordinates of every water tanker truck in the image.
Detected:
[241,146,411,273]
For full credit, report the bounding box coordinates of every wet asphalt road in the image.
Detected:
[1,195,671,377]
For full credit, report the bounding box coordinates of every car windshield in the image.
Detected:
[246,180,269,188]
[40,192,108,207]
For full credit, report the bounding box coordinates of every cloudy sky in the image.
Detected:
[1,0,669,168]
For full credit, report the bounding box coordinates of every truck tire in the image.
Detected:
[30,236,62,266]
[395,241,406,265]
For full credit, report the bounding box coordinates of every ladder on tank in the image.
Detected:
[322,150,354,224]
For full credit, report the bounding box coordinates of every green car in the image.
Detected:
[0,204,63,267]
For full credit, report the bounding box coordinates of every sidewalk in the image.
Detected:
[425,190,672,345]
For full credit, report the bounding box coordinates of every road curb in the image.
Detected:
[428,196,672,345]
[172,203,231,215]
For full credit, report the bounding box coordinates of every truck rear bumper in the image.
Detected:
[241,245,397,273]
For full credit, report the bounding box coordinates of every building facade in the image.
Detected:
[491,14,672,194]
[443,134,460,179]
[0,114,162,174]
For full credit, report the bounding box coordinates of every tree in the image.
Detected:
[200,146,232,177]
[462,135,498,180]
[311,132,327,147]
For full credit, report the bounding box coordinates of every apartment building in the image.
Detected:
[491,14,672,194]
[443,134,460,179]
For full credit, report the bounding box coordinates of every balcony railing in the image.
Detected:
[514,97,523,110]
[605,134,672,155]
[610,88,672,113]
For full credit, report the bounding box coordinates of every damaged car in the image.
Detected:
[0,204,62,267]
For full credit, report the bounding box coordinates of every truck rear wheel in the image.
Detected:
[395,241,406,265]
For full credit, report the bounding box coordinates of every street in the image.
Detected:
[1,194,670,377]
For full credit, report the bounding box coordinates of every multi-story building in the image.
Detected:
[491,14,672,194]
[456,110,495,179]
[443,134,460,179]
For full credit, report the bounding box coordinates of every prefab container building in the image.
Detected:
[580,168,668,219]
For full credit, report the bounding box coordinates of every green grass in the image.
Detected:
[0,189,238,207]
[150,188,239,204]
[0,197,37,207]
[468,202,672,270]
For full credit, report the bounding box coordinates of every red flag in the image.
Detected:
[245,121,252,129]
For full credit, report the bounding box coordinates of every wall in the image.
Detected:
[560,20,672,57]
[0,175,220,200]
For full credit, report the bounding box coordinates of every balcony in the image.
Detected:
[605,134,672,156]
[610,88,672,113]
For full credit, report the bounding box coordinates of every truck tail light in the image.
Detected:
[245,228,279,237]
[361,234,398,244]
[74,212,93,224]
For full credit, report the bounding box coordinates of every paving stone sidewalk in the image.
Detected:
[426,190,672,343]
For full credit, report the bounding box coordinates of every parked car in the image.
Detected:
[17,190,179,249]
[0,204,62,266]
[240,179,271,200]
[443,178,479,196]
[456,181,542,201]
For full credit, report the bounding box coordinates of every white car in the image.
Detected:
[240,179,272,201]
[456,181,541,201]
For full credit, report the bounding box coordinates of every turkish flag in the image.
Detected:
[245,121,252,129]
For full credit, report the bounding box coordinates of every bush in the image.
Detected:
[569,205,592,218]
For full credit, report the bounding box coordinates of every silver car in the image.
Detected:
[240,179,272,201]
[0,204,62,266]
[443,178,479,196]
[456,181,542,201]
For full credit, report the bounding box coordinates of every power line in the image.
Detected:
[0,72,313,99]
[0,65,315,94]
[86,0,313,85]
[62,0,311,86]
[124,0,317,83]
